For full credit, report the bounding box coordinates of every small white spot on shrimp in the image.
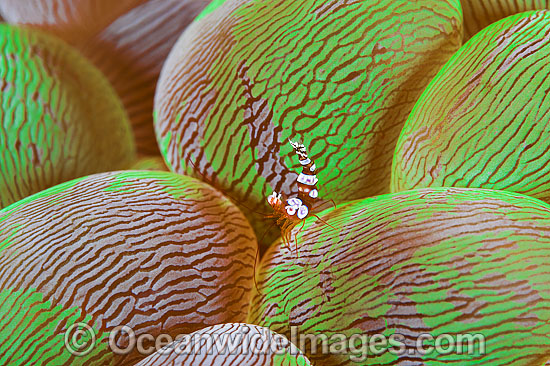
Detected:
[298,173,318,186]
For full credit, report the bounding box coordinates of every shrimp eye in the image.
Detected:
[297,205,309,219]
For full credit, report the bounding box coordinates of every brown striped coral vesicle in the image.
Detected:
[461,0,550,40]
[154,0,463,246]
[0,24,135,209]
[135,323,313,366]
[249,187,550,366]
[0,171,257,365]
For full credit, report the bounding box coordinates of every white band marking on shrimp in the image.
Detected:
[268,191,282,206]
[298,173,318,186]
[297,205,309,219]
[287,197,303,208]
[309,189,318,198]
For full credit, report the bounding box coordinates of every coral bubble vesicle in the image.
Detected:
[129,156,169,171]
[155,0,462,241]
[392,11,550,202]
[0,24,135,208]
[461,0,550,40]
[0,171,257,365]
[0,0,210,155]
[248,187,550,366]
[0,0,143,43]
[135,323,313,366]
[78,0,211,155]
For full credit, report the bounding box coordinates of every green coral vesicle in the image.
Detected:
[0,24,136,208]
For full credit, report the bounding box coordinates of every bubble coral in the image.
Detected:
[0,24,135,208]
[0,171,257,365]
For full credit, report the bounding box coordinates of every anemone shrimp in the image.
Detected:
[266,139,335,255]
[185,138,334,255]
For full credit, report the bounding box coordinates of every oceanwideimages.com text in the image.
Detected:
[65,323,486,362]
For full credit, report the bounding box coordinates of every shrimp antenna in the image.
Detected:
[311,214,337,230]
